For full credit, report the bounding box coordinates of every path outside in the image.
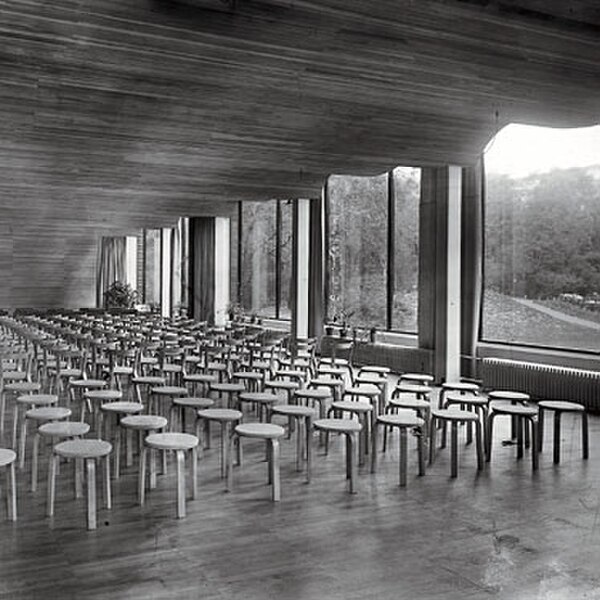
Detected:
[513,298,600,331]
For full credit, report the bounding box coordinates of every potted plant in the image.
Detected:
[103,281,139,310]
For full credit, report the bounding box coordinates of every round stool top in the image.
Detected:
[378,412,424,428]
[537,400,585,412]
[58,368,83,377]
[197,408,243,422]
[39,421,90,438]
[248,361,271,371]
[389,396,430,410]
[210,382,246,393]
[310,378,344,388]
[4,381,42,392]
[16,393,58,406]
[445,394,488,406]
[355,375,386,386]
[207,363,228,372]
[318,366,346,377]
[273,370,306,379]
[156,364,182,373]
[490,404,538,417]
[173,397,215,409]
[264,380,300,390]
[400,373,434,384]
[112,365,134,375]
[359,366,390,376]
[313,418,363,433]
[2,371,27,382]
[441,381,480,393]
[132,376,166,386]
[145,432,198,451]
[185,373,218,383]
[0,449,17,467]
[84,390,123,401]
[344,385,380,397]
[235,423,285,439]
[271,404,314,417]
[26,406,71,421]
[431,408,481,422]
[394,384,431,395]
[100,401,144,414]
[140,357,159,365]
[70,379,107,389]
[120,415,168,430]
[54,439,112,459]
[488,390,530,402]
[239,392,279,404]
[232,371,264,380]
[331,400,373,413]
[151,386,188,396]
[295,388,332,400]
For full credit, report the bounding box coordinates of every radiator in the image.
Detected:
[481,358,600,411]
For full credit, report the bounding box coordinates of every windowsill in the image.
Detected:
[477,341,600,371]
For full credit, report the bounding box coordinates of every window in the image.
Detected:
[482,124,600,353]
[240,200,291,320]
[326,167,420,333]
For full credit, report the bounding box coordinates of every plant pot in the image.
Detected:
[325,326,334,336]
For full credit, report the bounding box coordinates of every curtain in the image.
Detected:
[96,236,126,308]
[308,196,324,340]
[189,217,215,323]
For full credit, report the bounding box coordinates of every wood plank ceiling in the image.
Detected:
[0,0,599,307]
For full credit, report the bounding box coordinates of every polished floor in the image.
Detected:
[0,399,598,600]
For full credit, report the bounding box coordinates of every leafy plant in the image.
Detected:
[103,281,139,309]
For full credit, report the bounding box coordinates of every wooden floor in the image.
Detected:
[0,397,599,600]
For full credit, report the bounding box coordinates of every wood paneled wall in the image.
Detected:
[0,0,598,308]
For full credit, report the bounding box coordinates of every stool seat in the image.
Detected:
[378,411,424,428]
[400,373,434,384]
[0,449,16,467]
[207,362,228,372]
[210,383,246,393]
[145,432,199,451]
[197,408,243,422]
[271,404,315,417]
[394,384,431,395]
[490,404,538,417]
[184,374,218,383]
[16,394,58,406]
[132,376,166,386]
[344,385,379,397]
[155,364,182,373]
[355,375,386,385]
[54,439,112,459]
[331,400,373,413]
[173,397,215,410]
[488,390,530,402]
[264,380,300,390]
[431,408,481,422]
[84,390,123,401]
[70,379,107,389]
[295,388,332,400]
[235,423,285,439]
[58,368,82,378]
[317,366,346,377]
[359,366,390,375]
[39,421,90,437]
[445,394,488,406]
[538,400,584,412]
[248,361,271,370]
[273,370,306,379]
[151,386,188,396]
[4,382,42,393]
[100,402,144,414]
[388,396,430,410]
[232,372,264,381]
[2,372,27,381]
[441,382,479,393]
[120,415,168,430]
[239,392,279,404]
[26,407,71,421]
[313,418,362,433]
[310,378,344,387]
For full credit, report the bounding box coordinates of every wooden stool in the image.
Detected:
[140,432,199,518]
[14,393,58,462]
[488,390,530,441]
[354,373,388,414]
[69,378,108,408]
[269,404,313,480]
[0,449,17,521]
[309,377,344,402]
[32,421,89,492]
[372,410,425,486]
[132,375,166,404]
[429,408,483,478]
[487,403,539,470]
[2,381,42,441]
[357,365,390,378]
[438,381,480,410]
[209,382,246,408]
[313,418,362,494]
[231,371,264,393]
[81,389,121,431]
[100,402,144,477]
[170,397,215,432]
[443,393,489,447]
[264,379,300,403]
[328,400,373,466]
[47,439,112,530]
[344,384,381,415]
[119,415,168,483]
[183,373,218,396]
[227,423,286,501]
[150,386,188,416]
[195,408,242,477]
[398,373,434,386]
[538,400,588,464]
[238,392,279,422]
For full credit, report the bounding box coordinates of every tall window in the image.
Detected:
[482,124,600,353]
[240,200,292,320]
[326,167,420,333]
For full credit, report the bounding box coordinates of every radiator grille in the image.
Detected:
[481,358,600,411]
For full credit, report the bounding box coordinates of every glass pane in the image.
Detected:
[240,201,277,318]
[327,173,388,330]
[279,201,293,320]
[482,124,600,352]
[392,167,420,332]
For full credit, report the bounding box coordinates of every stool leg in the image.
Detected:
[305,418,312,484]
[31,432,40,492]
[220,422,227,478]
[538,407,545,452]
[126,428,133,467]
[270,439,281,501]
[86,458,97,530]
[347,433,357,494]
[399,427,407,487]
[114,427,121,480]
[531,418,539,471]
[486,413,496,462]
[582,412,589,460]
[371,421,378,474]
[104,456,112,510]
[417,426,425,476]
[191,447,198,500]
[295,417,302,472]
[0,392,6,436]
[475,420,483,471]
[226,432,235,491]
[428,416,437,465]
[516,417,524,459]
[553,412,561,464]
[19,414,27,470]
[176,450,186,518]
[12,404,19,450]
[47,453,57,516]
[450,422,458,478]
[7,462,17,521]
[138,446,147,505]
[75,458,83,499]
